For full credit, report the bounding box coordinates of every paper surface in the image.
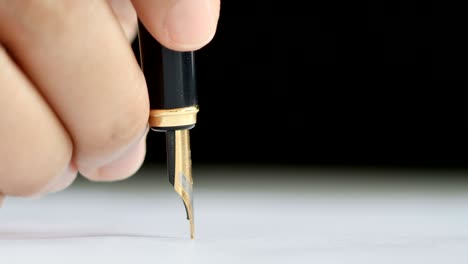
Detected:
[1,166,468,263]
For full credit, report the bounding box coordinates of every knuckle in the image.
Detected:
[0,0,91,43]
[105,103,148,150]
[77,84,149,159]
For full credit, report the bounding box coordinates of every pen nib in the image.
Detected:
[166,130,195,239]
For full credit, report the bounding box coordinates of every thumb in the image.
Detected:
[131,0,220,51]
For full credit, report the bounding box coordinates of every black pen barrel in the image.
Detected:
[136,19,197,240]
[137,20,197,110]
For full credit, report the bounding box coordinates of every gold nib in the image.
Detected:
[173,129,195,239]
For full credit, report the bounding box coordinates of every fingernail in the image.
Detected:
[84,133,147,181]
[165,0,217,49]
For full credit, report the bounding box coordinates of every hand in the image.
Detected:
[0,0,220,203]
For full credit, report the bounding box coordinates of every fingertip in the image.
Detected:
[25,163,78,198]
[81,132,147,182]
[163,0,219,51]
[132,0,220,51]
[46,162,79,194]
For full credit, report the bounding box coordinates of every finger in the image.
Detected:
[107,0,138,41]
[0,46,76,197]
[0,1,149,181]
[131,0,220,51]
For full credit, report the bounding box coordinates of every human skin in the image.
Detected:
[0,0,220,203]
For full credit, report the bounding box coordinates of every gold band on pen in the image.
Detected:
[149,106,199,128]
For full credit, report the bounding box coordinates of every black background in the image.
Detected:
[133,1,467,170]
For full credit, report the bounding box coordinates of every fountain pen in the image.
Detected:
[137,20,197,239]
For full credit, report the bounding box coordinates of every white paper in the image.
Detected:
[1,166,468,263]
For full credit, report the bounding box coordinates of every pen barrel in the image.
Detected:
[137,20,198,130]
